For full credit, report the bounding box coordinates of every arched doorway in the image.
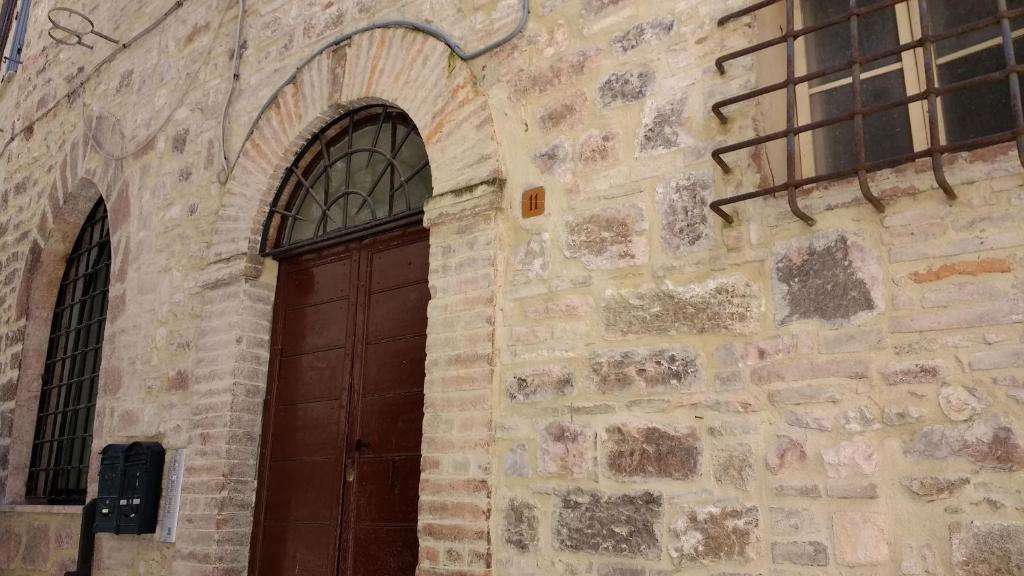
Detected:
[249,105,431,576]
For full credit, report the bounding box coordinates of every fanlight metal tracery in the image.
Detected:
[263,105,432,255]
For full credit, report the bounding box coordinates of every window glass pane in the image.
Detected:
[803,0,902,87]
[930,0,1005,57]
[937,39,1024,144]
[811,70,914,173]
[275,106,431,250]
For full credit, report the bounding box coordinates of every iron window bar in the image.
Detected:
[712,0,1024,226]
[261,104,432,257]
[26,200,110,504]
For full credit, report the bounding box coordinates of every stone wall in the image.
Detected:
[0,0,1022,575]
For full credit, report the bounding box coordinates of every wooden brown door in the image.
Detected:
[249,226,429,576]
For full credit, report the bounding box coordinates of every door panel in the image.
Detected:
[351,526,419,575]
[356,393,425,455]
[366,283,430,343]
[362,335,427,397]
[250,226,428,576]
[263,458,343,523]
[276,348,347,405]
[269,401,343,459]
[353,456,422,523]
[281,300,349,357]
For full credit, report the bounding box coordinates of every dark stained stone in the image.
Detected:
[603,276,762,336]
[590,348,702,394]
[533,138,573,180]
[638,95,689,156]
[554,489,662,560]
[577,130,619,166]
[773,231,882,327]
[669,504,759,564]
[771,541,829,566]
[581,0,627,17]
[507,366,574,402]
[712,444,755,490]
[951,522,1024,575]
[599,70,655,107]
[504,498,539,553]
[903,476,971,501]
[540,421,595,478]
[657,171,713,256]
[612,18,675,54]
[171,127,189,154]
[905,420,1024,471]
[540,92,585,132]
[563,204,648,269]
[605,424,701,480]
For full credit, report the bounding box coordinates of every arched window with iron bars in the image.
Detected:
[26,199,110,504]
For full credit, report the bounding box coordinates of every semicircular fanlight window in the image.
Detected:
[268,105,432,253]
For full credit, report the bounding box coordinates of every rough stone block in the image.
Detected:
[504,497,539,553]
[589,347,701,394]
[563,204,649,269]
[554,489,662,560]
[712,444,755,490]
[938,385,989,422]
[950,521,1024,575]
[771,541,828,566]
[904,419,1024,471]
[882,361,950,386]
[510,234,550,286]
[578,130,620,166]
[669,504,759,564]
[540,421,595,478]
[506,366,574,403]
[656,171,713,256]
[604,423,700,480]
[822,439,878,479]
[838,405,881,433]
[612,18,675,54]
[884,405,928,426]
[603,276,762,336]
[771,508,819,537]
[772,231,883,327]
[599,70,655,107]
[766,435,807,475]
[902,476,970,501]
[833,512,889,566]
[637,95,691,156]
[533,138,573,182]
[539,92,586,133]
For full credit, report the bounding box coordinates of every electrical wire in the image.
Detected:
[0,0,188,160]
[219,0,530,182]
[218,0,244,177]
[1,0,530,176]
[87,0,234,161]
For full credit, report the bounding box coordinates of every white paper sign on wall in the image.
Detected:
[158,448,185,543]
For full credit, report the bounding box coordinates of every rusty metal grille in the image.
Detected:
[26,200,110,504]
[262,105,432,257]
[712,0,1024,225]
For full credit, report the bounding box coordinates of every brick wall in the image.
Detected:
[0,0,1022,575]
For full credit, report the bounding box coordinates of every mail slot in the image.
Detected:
[94,442,165,535]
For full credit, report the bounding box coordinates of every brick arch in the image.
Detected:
[3,164,130,504]
[183,27,505,576]
[211,27,505,267]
